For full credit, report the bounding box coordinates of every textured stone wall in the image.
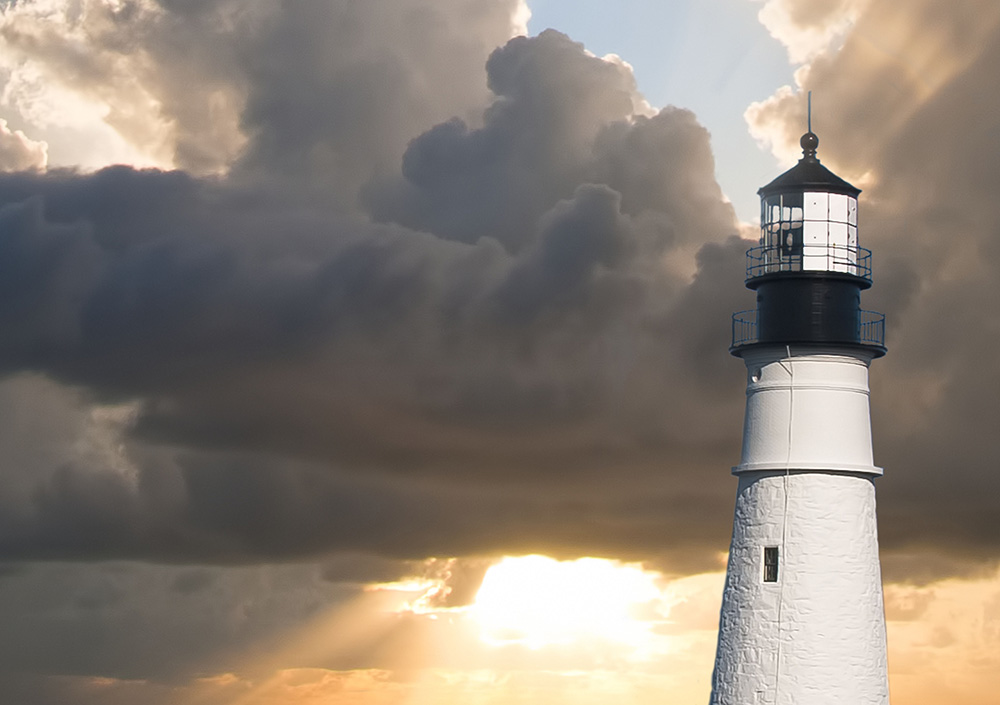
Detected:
[711,476,889,704]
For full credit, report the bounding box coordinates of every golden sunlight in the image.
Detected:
[470,556,670,652]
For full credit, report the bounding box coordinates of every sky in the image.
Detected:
[0,1,998,704]
[526,0,796,220]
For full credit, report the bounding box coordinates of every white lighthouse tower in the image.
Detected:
[710,127,889,705]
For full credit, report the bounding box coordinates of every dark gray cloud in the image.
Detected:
[0,561,367,683]
[366,31,732,255]
[234,0,524,201]
[0,22,742,574]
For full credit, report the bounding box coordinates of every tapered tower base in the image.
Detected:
[710,346,889,705]
[710,470,889,705]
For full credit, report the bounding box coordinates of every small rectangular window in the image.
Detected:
[763,546,779,583]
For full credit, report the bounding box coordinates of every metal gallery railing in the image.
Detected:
[746,244,873,282]
[731,309,886,349]
[858,309,886,346]
[732,309,757,349]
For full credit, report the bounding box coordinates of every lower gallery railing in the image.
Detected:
[731,309,886,349]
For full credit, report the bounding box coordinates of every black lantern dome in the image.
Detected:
[731,131,885,356]
[758,132,859,198]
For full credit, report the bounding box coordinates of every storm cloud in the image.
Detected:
[0,0,996,606]
[0,4,745,575]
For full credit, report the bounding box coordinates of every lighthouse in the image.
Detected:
[710,127,889,705]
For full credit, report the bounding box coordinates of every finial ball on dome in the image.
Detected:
[801,131,819,156]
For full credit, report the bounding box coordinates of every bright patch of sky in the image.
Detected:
[527,0,796,222]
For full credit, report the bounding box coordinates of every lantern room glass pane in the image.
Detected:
[780,194,802,256]
[848,197,858,225]
[804,192,828,220]
[829,221,849,248]
[803,219,826,244]
[830,193,849,222]
[782,227,802,256]
[760,194,805,258]
[767,200,782,235]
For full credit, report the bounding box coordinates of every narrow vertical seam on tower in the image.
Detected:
[773,344,795,703]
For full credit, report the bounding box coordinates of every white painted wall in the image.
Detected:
[736,347,881,475]
[711,345,889,705]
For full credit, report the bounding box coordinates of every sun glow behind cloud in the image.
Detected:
[471,556,670,653]
[371,555,680,663]
[190,562,1000,705]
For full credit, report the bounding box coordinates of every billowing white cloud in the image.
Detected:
[755,0,870,64]
[0,0,529,176]
[0,117,45,170]
[0,0,186,169]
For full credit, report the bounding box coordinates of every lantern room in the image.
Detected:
[731,129,885,357]
[752,131,867,282]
